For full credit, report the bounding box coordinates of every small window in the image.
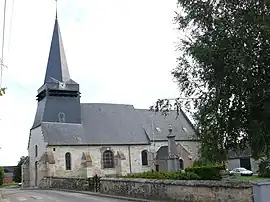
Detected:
[58,112,66,123]
[141,150,148,166]
[103,150,114,169]
[65,152,71,170]
[155,127,161,132]
[182,127,188,133]
[35,145,38,157]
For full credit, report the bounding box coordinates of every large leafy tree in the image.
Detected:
[13,156,26,183]
[152,0,270,163]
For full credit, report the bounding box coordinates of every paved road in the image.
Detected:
[1,189,132,202]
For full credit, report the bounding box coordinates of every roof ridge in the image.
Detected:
[81,103,134,107]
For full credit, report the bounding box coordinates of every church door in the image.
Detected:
[35,161,38,187]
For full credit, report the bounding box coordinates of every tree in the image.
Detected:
[0,88,6,96]
[13,156,26,183]
[152,0,270,163]
[0,167,4,186]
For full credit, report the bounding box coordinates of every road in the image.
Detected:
[0,189,132,202]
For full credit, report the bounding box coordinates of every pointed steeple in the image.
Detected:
[44,12,70,84]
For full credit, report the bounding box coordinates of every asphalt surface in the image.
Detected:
[0,189,134,202]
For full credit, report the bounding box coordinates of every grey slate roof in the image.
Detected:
[41,122,86,145]
[44,16,71,84]
[135,109,196,141]
[40,103,196,146]
[80,103,150,145]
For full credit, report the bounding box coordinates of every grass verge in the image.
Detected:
[235,175,270,181]
[0,182,19,188]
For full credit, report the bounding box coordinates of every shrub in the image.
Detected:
[185,164,225,180]
[192,158,213,167]
[258,159,270,177]
[0,167,4,186]
[124,171,200,180]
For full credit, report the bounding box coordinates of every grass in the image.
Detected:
[0,182,20,188]
[235,175,270,181]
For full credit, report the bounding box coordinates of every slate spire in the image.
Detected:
[44,11,70,84]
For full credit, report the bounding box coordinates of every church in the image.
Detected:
[21,13,199,187]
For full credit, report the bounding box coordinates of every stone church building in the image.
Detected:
[21,14,199,187]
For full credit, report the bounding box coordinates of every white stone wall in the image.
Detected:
[28,132,200,182]
[227,159,240,170]
[28,126,48,187]
[47,144,152,178]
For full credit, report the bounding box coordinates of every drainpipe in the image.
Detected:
[128,146,132,173]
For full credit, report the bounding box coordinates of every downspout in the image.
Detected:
[128,145,132,173]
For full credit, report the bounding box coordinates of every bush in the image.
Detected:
[258,159,270,177]
[0,167,4,186]
[192,158,213,167]
[124,171,200,180]
[185,164,225,180]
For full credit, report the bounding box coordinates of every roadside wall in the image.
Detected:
[100,178,252,202]
[39,176,253,202]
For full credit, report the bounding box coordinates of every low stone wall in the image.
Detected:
[39,176,100,192]
[39,177,89,190]
[100,178,253,202]
[39,176,253,202]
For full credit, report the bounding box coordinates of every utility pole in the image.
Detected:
[0,0,8,88]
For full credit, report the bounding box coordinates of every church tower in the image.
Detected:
[31,13,81,129]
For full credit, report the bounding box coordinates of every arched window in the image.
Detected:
[141,150,148,166]
[58,112,66,123]
[35,145,38,157]
[103,150,114,169]
[65,152,71,170]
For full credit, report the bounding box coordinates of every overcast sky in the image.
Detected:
[0,0,181,166]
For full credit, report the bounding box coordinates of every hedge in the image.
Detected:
[0,167,4,186]
[185,164,225,180]
[124,171,200,180]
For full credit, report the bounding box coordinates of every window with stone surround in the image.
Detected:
[102,150,114,169]
[35,145,38,157]
[141,150,148,166]
[65,152,71,170]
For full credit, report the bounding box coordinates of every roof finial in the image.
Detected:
[55,0,58,19]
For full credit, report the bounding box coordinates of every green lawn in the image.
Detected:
[235,175,270,181]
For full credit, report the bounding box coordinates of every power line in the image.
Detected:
[0,0,8,88]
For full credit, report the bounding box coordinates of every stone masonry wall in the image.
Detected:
[28,126,48,187]
[39,176,100,192]
[46,145,152,178]
[100,178,253,202]
[39,176,253,202]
